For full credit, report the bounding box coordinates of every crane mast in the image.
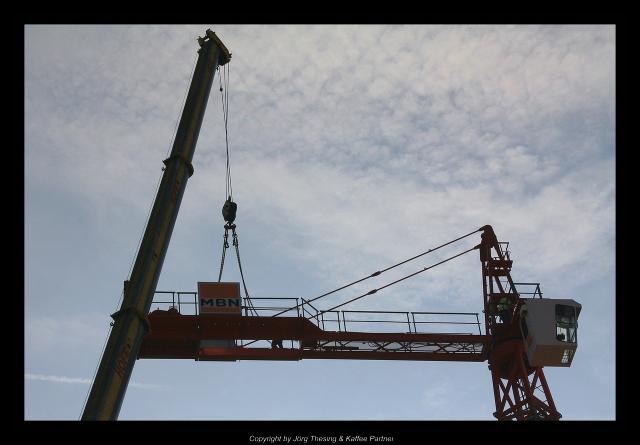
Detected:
[81,30,231,420]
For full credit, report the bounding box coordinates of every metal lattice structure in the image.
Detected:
[138,226,567,421]
[479,226,562,420]
[139,304,488,362]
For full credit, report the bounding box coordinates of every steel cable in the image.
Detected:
[308,246,477,321]
[271,228,482,318]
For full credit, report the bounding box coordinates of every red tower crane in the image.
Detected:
[140,224,581,421]
[82,29,581,421]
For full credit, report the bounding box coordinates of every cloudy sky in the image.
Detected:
[25,25,615,420]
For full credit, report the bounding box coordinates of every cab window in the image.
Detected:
[555,304,577,343]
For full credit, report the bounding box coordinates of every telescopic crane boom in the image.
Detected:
[81,30,230,420]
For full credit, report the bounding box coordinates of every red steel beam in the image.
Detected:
[139,312,489,362]
[138,346,486,362]
[142,312,489,344]
[196,347,485,361]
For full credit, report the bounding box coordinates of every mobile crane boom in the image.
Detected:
[81,30,230,420]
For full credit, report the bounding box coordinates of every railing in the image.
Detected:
[496,242,510,261]
[151,291,198,315]
[243,297,301,317]
[150,292,482,335]
[509,282,543,299]
[149,291,485,352]
[307,310,482,335]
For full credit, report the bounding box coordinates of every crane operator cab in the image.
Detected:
[519,298,581,367]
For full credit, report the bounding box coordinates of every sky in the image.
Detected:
[24,24,615,421]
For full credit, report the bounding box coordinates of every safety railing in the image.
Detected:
[150,292,482,336]
[308,310,482,335]
[496,242,511,261]
[242,297,301,317]
[151,291,198,315]
[509,282,543,299]
[150,292,301,316]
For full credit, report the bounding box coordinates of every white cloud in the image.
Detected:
[26,373,92,385]
[25,25,615,420]
[26,25,614,203]
[25,373,166,390]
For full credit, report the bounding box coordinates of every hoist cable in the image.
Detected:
[219,63,232,201]
[226,63,232,199]
[215,61,259,316]
[225,64,232,199]
[271,227,483,318]
[307,246,477,321]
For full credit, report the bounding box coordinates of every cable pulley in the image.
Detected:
[222,197,237,224]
